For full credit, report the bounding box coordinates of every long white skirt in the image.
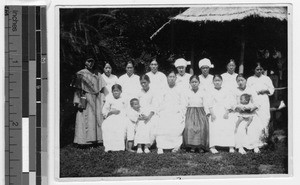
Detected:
[209,107,236,147]
[102,114,127,152]
[233,113,265,149]
[155,111,185,149]
[256,94,271,136]
[134,115,157,146]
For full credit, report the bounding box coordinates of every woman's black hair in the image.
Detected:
[227,59,236,65]
[189,75,200,82]
[126,60,135,67]
[150,58,158,64]
[111,84,122,92]
[213,74,223,80]
[252,62,264,72]
[236,73,246,81]
[166,65,178,76]
[140,74,150,82]
[104,62,112,68]
[86,58,95,63]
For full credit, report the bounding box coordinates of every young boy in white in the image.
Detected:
[127,98,153,153]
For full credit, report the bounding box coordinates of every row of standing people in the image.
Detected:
[72,57,275,154]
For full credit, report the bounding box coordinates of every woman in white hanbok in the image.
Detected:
[247,63,275,138]
[198,58,214,92]
[183,75,211,152]
[233,74,265,154]
[118,61,140,103]
[174,58,192,94]
[208,75,236,154]
[155,70,185,154]
[134,74,158,153]
[102,84,128,152]
[146,59,168,101]
[101,63,118,96]
[221,59,238,91]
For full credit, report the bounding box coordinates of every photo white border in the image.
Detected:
[0,0,299,185]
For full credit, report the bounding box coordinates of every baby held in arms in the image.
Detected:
[235,93,254,134]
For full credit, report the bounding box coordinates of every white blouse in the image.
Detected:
[159,85,185,115]
[247,75,275,96]
[199,74,214,91]
[186,88,211,114]
[146,71,168,94]
[221,72,238,91]
[101,74,118,94]
[176,73,192,91]
[118,73,140,99]
[102,95,127,118]
[210,87,234,110]
[137,88,156,113]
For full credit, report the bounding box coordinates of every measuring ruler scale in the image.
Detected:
[5,6,48,185]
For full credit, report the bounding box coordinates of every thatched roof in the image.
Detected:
[172,7,287,22]
[151,6,287,39]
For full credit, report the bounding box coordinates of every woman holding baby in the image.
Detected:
[232,73,266,154]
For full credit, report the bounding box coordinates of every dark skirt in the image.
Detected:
[183,107,209,150]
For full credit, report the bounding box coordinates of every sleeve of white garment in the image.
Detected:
[161,73,169,91]
[114,75,119,84]
[224,89,234,111]
[249,89,261,109]
[149,92,157,114]
[102,96,112,118]
[117,75,124,87]
[127,109,139,123]
[246,77,254,88]
[178,89,187,115]
[203,89,213,114]
[226,88,236,111]
[265,76,275,96]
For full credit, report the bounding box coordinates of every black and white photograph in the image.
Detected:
[59,5,290,179]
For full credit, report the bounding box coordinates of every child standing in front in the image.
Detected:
[234,93,254,134]
[102,84,128,152]
[128,98,153,153]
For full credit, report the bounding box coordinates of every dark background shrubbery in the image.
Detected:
[60,8,187,147]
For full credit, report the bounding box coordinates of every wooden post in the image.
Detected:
[190,43,195,75]
[239,24,245,74]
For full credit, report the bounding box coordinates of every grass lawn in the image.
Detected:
[60,138,288,177]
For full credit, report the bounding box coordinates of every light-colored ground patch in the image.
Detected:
[258,165,276,174]
[114,167,140,175]
[185,160,198,168]
[209,155,223,161]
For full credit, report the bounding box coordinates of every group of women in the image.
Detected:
[72,57,275,154]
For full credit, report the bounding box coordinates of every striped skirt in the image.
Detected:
[183,107,209,150]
